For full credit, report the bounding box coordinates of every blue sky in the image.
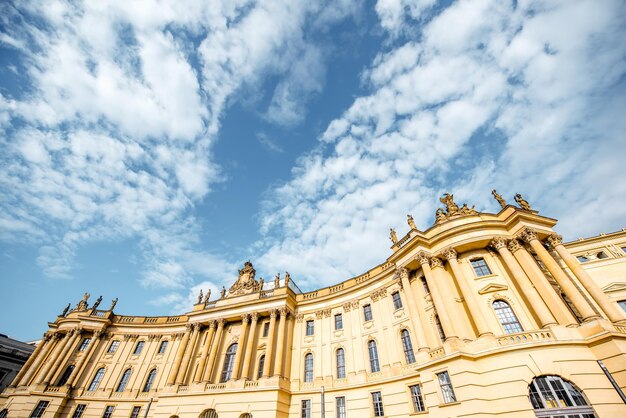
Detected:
[1,0,625,341]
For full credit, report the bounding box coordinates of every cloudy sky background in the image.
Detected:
[1,0,625,340]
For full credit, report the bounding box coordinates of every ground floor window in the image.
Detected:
[529,375,596,418]
[30,401,49,418]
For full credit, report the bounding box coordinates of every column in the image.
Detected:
[194,321,216,383]
[490,237,556,328]
[284,314,295,379]
[203,319,225,382]
[262,309,277,377]
[397,268,429,351]
[50,329,84,385]
[41,330,76,384]
[520,228,598,321]
[167,325,191,385]
[178,323,200,384]
[410,273,440,349]
[14,333,51,387]
[443,249,493,337]
[417,252,457,339]
[241,313,258,380]
[34,333,64,384]
[231,314,250,380]
[548,234,626,323]
[273,308,288,377]
[67,331,102,387]
[510,239,578,326]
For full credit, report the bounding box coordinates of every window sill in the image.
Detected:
[439,401,460,408]
[409,411,428,415]
[474,273,496,280]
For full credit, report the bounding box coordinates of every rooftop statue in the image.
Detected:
[60,303,70,317]
[389,228,398,244]
[407,214,416,230]
[514,193,532,211]
[440,193,459,215]
[91,296,102,310]
[491,189,507,209]
[197,289,203,305]
[109,297,118,311]
[203,289,211,305]
[228,261,260,296]
[75,292,90,311]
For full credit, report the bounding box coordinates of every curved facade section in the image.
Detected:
[2,196,626,417]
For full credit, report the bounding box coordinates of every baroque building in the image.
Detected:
[2,192,626,418]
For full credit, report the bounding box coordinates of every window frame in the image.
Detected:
[305,320,315,336]
[142,368,157,392]
[401,329,416,364]
[371,391,385,417]
[107,340,120,353]
[420,275,430,294]
[263,322,270,337]
[492,300,523,334]
[71,404,87,418]
[336,348,346,379]
[368,340,380,373]
[437,371,457,404]
[363,304,373,322]
[130,406,141,418]
[116,368,132,392]
[470,257,492,277]
[157,340,168,355]
[334,313,343,330]
[220,343,238,382]
[257,354,265,379]
[528,375,596,417]
[78,338,91,352]
[88,367,106,391]
[57,364,75,386]
[409,384,426,412]
[392,291,403,310]
[301,399,311,418]
[132,340,145,355]
[304,353,314,382]
[336,396,346,418]
[102,405,115,418]
[29,401,50,418]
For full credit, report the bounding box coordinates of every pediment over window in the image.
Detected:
[478,283,508,295]
[602,282,626,293]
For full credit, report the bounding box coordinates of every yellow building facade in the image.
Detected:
[2,193,626,418]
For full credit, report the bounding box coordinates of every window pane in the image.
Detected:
[304,353,314,382]
[58,364,75,386]
[158,341,168,354]
[102,406,115,418]
[30,401,49,418]
[78,338,91,351]
[392,292,403,310]
[301,400,311,418]
[306,320,314,336]
[336,349,345,378]
[421,276,430,294]
[108,341,119,353]
[470,258,492,276]
[116,369,132,392]
[263,322,270,337]
[372,391,384,417]
[336,396,346,418]
[368,341,380,373]
[335,314,343,330]
[493,300,523,334]
[133,341,144,355]
[257,355,265,379]
[143,369,157,392]
[437,372,456,403]
[401,330,415,364]
[435,314,446,341]
[410,384,425,412]
[363,305,373,321]
[71,404,87,418]
[130,406,141,418]
[88,368,105,391]
[220,344,238,382]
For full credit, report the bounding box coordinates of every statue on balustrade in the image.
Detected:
[390,228,398,244]
[491,189,507,208]
[91,296,102,310]
[514,193,532,211]
[75,293,90,311]
[228,261,260,296]
[60,303,70,317]
[197,289,203,304]
[407,214,416,230]
[109,297,118,311]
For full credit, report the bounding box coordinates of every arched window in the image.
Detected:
[239,414,252,418]
[304,353,313,382]
[199,410,218,418]
[88,367,105,391]
[220,343,238,382]
[336,348,345,378]
[368,340,380,373]
[493,300,523,334]
[528,375,596,417]
[116,368,132,392]
[57,364,75,386]
[257,355,265,379]
[142,368,157,392]
[434,314,446,341]
[401,330,415,364]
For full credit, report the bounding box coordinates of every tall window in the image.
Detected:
[435,314,446,341]
[29,401,49,418]
[371,391,384,417]
[363,304,373,321]
[493,300,523,334]
[336,396,346,418]
[618,300,626,312]
[257,355,265,379]
[392,291,403,310]
[528,375,596,417]
[470,258,492,277]
[410,384,425,412]
[78,338,90,352]
[143,368,157,392]
[306,320,315,336]
[116,368,132,392]
[401,330,415,364]
[102,406,115,418]
[336,348,346,378]
[263,322,270,337]
[130,406,141,418]
[71,404,86,418]
[88,367,105,391]
[158,340,168,354]
[107,340,119,353]
[368,340,380,373]
[335,313,343,330]
[437,371,457,403]
[57,364,75,386]
[301,399,311,418]
[421,276,430,294]
[0,409,7,418]
[133,341,145,355]
[304,353,314,382]
[220,343,238,382]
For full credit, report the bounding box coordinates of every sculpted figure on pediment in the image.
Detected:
[75,292,90,311]
[228,261,260,297]
[440,193,459,215]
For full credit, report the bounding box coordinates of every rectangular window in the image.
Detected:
[576,255,589,263]
[371,391,385,417]
[409,384,425,412]
[107,340,119,353]
[619,300,626,313]
[133,341,145,355]
[263,322,270,337]
[392,292,403,310]
[102,406,115,418]
[470,258,492,277]
[306,320,315,336]
[71,404,87,418]
[157,341,168,354]
[336,396,346,418]
[363,304,373,322]
[78,338,91,352]
[334,314,343,330]
[30,401,50,418]
[301,399,311,418]
[437,371,457,403]
[130,406,141,418]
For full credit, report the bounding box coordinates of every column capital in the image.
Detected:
[489,236,508,250]
[208,320,217,329]
[242,314,250,324]
[315,310,323,319]
[546,233,563,248]
[269,309,278,319]
[416,251,431,266]
[442,248,457,260]
[93,330,102,339]
[250,312,259,322]
[518,227,538,243]
[217,318,226,328]
[507,238,524,253]
[396,267,409,280]
[430,257,444,269]
[278,306,289,317]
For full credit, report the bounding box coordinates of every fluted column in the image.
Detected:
[547,234,626,323]
[230,314,249,380]
[262,309,277,377]
[397,268,429,351]
[34,333,64,384]
[43,329,79,385]
[67,331,102,387]
[241,313,258,380]
[443,248,493,337]
[167,325,191,385]
[509,239,577,326]
[178,323,200,384]
[491,238,556,328]
[520,228,597,321]
[13,333,50,387]
[194,321,216,383]
[204,319,225,383]
[273,308,288,377]
[418,252,457,339]
[50,329,84,385]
